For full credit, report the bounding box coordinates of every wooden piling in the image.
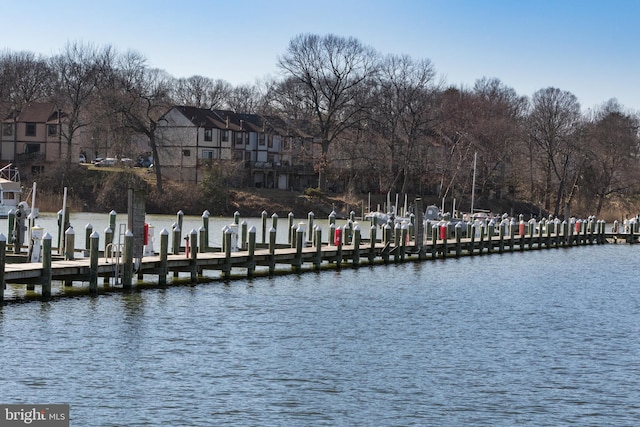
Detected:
[0,234,5,303]
[40,233,52,299]
[85,223,93,253]
[269,227,276,274]
[247,226,256,277]
[369,226,377,263]
[122,230,133,289]
[353,224,361,266]
[241,221,248,250]
[199,227,206,253]
[89,231,99,293]
[314,226,322,270]
[223,228,232,279]
[202,210,210,250]
[190,229,198,282]
[159,229,169,286]
[261,210,268,244]
[287,212,294,244]
[308,212,314,243]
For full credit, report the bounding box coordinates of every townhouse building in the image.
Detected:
[157,106,317,190]
[0,103,67,173]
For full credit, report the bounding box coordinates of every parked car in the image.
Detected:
[79,153,87,163]
[95,157,117,167]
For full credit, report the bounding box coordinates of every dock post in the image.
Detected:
[172,226,181,255]
[537,219,544,248]
[478,223,484,254]
[431,225,437,259]
[104,226,113,258]
[0,234,5,304]
[487,221,495,254]
[261,210,268,244]
[122,230,133,289]
[190,229,198,283]
[353,224,361,267]
[498,222,505,253]
[509,219,516,252]
[329,211,336,227]
[382,223,392,263]
[469,223,476,255]
[335,226,343,269]
[233,211,240,225]
[202,210,210,250]
[308,212,314,243]
[223,227,232,279]
[369,226,377,263]
[293,223,304,272]
[108,209,116,234]
[85,223,93,254]
[546,219,553,247]
[399,223,407,261]
[64,227,75,264]
[89,231,99,294]
[241,221,248,250]
[247,226,256,277]
[455,222,462,257]
[290,223,298,248]
[329,223,336,247]
[40,233,52,300]
[393,222,401,262]
[314,226,322,270]
[272,213,279,236]
[7,210,15,252]
[176,210,184,236]
[269,227,276,275]
[287,212,294,244]
[159,229,169,286]
[199,226,206,253]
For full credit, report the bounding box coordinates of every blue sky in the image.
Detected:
[2,0,639,112]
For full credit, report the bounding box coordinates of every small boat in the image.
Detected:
[0,164,36,219]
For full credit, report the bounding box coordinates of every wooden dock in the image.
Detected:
[1,214,636,303]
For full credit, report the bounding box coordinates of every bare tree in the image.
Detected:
[371,53,440,195]
[581,99,640,215]
[0,50,53,112]
[227,83,262,113]
[528,87,581,216]
[173,75,231,109]
[469,78,528,201]
[50,42,114,164]
[106,50,174,192]
[277,33,379,190]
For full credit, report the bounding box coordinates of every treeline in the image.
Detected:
[1,34,638,217]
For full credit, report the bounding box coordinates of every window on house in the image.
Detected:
[25,123,36,137]
[202,150,214,159]
[3,124,12,136]
[259,133,266,146]
[204,128,212,141]
[25,143,40,154]
[48,124,58,136]
[182,149,191,156]
[268,135,273,148]
[221,130,229,142]
[235,132,244,145]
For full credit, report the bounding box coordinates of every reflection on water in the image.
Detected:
[1,244,640,425]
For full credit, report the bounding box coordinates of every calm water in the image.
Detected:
[1,243,640,426]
